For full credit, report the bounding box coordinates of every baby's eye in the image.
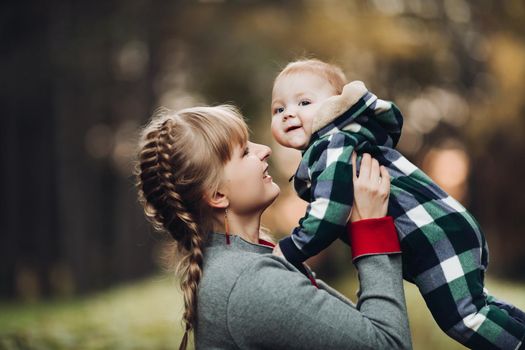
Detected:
[299,100,311,106]
[243,146,250,156]
[273,107,284,115]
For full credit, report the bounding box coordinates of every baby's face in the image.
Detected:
[271,72,336,150]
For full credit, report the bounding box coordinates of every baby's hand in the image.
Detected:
[272,244,284,258]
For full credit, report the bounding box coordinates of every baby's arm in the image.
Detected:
[278,133,356,266]
[370,99,404,148]
[317,80,405,149]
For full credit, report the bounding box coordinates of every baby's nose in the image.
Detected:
[283,109,296,120]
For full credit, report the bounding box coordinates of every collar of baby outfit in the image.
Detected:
[311,80,369,136]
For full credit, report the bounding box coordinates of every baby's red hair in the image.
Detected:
[273,58,347,95]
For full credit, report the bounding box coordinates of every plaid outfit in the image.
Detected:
[279,81,525,349]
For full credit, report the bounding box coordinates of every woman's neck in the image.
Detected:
[212,210,261,244]
[228,213,261,244]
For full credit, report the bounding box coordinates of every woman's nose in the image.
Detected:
[254,143,271,160]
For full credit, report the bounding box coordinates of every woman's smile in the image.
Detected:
[263,165,272,182]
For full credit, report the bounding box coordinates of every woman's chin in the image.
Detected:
[270,184,281,200]
[263,185,281,209]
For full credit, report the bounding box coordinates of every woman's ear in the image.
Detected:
[205,190,229,209]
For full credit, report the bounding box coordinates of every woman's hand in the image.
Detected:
[349,152,391,222]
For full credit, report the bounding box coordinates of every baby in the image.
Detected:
[270,59,525,349]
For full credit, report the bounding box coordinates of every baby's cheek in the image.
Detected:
[270,123,280,137]
[271,131,286,146]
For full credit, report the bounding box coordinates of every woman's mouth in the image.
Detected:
[263,166,272,181]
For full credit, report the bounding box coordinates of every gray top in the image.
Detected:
[195,232,412,350]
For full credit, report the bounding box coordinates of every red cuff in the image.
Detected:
[347,216,401,262]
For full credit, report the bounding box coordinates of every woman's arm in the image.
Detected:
[227,154,411,349]
[227,253,410,349]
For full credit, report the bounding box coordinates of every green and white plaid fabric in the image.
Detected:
[279,90,525,349]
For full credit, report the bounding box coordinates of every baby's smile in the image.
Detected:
[285,124,303,133]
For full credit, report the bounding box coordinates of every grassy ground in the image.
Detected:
[0,275,186,350]
[1,272,524,350]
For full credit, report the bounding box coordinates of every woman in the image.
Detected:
[135,105,412,349]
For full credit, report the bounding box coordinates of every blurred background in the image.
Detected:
[1,0,525,349]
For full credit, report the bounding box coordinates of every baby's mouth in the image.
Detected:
[286,125,302,133]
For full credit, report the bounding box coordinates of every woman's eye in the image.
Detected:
[243,147,250,156]
[299,100,311,106]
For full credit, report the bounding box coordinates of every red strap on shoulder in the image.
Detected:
[306,271,319,288]
[347,216,401,262]
[258,238,275,248]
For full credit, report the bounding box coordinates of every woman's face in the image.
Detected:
[221,141,280,215]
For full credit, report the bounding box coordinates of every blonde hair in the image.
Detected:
[133,105,249,350]
[273,58,348,96]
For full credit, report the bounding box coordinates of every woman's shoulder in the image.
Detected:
[196,246,317,348]
[202,247,291,283]
[198,248,299,324]
[200,245,303,298]
[196,245,289,348]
